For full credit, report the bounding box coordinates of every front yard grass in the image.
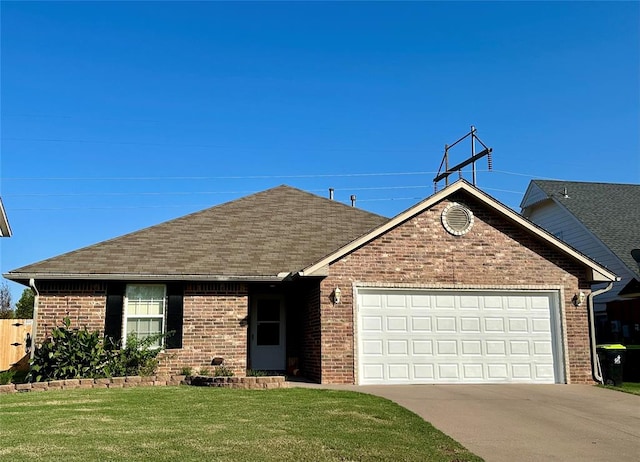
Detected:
[0,386,482,461]
[601,381,640,396]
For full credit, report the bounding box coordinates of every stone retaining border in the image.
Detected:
[0,375,288,394]
[186,375,289,389]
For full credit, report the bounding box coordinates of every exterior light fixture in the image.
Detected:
[573,292,585,307]
[333,287,341,304]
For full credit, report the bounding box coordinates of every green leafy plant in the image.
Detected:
[104,332,168,377]
[246,369,267,377]
[29,317,110,382]
[0,370,16,385]
[213,365,234,377]
[180,366,193,376]
[198,367,211,376]
[29,318,169,382]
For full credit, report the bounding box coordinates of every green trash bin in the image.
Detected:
[597,344,626,386]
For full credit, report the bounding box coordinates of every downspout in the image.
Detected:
[588,282,614,384]
[29,278,39,361]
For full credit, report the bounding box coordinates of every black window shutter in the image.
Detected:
[105,283,125,346]
[166,283,184,349]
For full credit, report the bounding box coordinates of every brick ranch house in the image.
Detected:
[4,180,617,385]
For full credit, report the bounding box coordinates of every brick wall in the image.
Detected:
[35,281,107,342]
[157,283,249,376]
[319,194,592,384]
[300,281,322,382]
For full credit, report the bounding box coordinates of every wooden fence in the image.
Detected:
[0,319,33,371]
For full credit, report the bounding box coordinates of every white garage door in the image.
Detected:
[357,289,563,384]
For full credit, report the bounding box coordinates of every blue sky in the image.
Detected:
[1,1,639,302]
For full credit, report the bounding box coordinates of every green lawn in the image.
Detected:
[0,386,482,461]
[601,381,640,396]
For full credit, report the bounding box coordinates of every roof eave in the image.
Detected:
[3,272,287,284]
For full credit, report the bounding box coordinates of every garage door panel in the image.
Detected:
[387,340,409,355]
[460,317,481,332]
[510,340,530,355]
[461,340,482,355]
[438,364,459,379]
[410,295,430,308]
[486,340,507,355]
[485,318,505,332]
[436,340,457,355]
[412,339,433,355]
[413,363,434,379]
[362,339,383,355]
[411,317,432,331]
[508,318,528,332]
[358,289,561,384]
[436,317,456,332]
[532,318,551,332]
[462,364,484,379]
[361,316,383,332]
[387,316,408,331]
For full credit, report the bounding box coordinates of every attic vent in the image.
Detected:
[441,202,474,236]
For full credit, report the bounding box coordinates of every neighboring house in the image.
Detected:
[0,197,11,237]
[521,180,640,345]
[4,181,616,385]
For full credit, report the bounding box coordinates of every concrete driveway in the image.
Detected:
[294,383,640,462]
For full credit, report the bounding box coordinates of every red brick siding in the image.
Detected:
[157,283,249,376]
[301,282,322,382]
[319,195,593,384]
[35,281,107,342]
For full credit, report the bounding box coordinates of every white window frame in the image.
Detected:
[123,284,167,349]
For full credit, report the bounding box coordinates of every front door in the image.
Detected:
[250,296,286,370]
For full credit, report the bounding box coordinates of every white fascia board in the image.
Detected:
[302,180,618,283]
[2,272,287,282]
[0,198,11,237]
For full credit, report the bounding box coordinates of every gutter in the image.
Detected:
[29,278,39,361]
[588,282,614,384]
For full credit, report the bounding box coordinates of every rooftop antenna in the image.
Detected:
[433,126,493,192]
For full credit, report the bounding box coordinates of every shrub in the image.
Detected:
[0,370,15,385]
[180,366,193,376]
[198,367,211,376]
[29,317,109,382]
[213,365,234,377]
[29,317,169,382]
[246,369,267,377]
[104,333,166,377]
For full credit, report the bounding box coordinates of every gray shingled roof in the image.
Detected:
[5,185,389,282]
[532,180,640,279]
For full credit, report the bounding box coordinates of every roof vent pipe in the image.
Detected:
[350,195,356,207]
[329,188,334,200]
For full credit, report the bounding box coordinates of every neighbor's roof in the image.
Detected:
[524,180,640,279]
[0,197,11,237]
[4,185,388,283]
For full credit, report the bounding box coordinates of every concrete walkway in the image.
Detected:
[292,382,640,462]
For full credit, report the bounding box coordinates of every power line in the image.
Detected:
[1,136,426,153]
[3,185,434,198]
[1,171,439,181]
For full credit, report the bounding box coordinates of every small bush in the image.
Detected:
[214,365,234,377]
[180,366,193,377]
[0,370,15,385]
[246,369,267,377]
[29,317,168,382]
[29,317,110,382]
